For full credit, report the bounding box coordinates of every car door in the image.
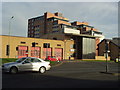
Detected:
[31,58,42,71]
[19,58,33,71]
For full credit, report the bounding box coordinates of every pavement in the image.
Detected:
[2,61,119,88]
[61,60,120,75]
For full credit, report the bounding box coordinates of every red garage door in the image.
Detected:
[31,47,40,58]
[55,48,63,60]
[18,46,28,58]
[43,48,52,60]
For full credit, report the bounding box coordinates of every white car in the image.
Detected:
[2,57,51,74]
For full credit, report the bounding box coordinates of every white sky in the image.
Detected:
[1,0,119,39]
[1,0,120,2]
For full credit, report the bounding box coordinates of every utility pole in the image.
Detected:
[105,40,110,73]
[7,16,14,58]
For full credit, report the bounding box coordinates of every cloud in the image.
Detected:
[2,0,120,2]
[2,2,118,39]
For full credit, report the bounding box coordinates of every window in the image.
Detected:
[34,58,41,62]
[21,42,26,44]
[6,45,10,56]
[52,25,59,28]
[32,19,34,22]
[73,44,76,49]
[32,42,36,47]
[32,27,34,29]
[43,43,50,48]
[70,44,76,49]
[53,37,57,40]
[70,44,73,48]
[53,22,58,25]
[24,58,31,63]
[31,58,41,62]
[57,44,61,46]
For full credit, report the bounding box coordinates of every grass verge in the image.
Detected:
[1,58,62,66]
[1,58,18,65]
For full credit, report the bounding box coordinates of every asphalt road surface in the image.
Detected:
[2,61,119,88]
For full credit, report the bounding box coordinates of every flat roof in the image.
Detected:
[64,33,96,38]
[0,35,64,42]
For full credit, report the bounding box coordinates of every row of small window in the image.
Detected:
[20,40,75,48]
[53,22,58,25]
[34,33,40,36]
[28,30,40,33]
[28,26,40,30]
[28,22,43,27]
[29,16,44,22]
[28,27,34,30]
[33,17,44,21]
[19,41,63,48]
[28,30,34,33]
[29,20,44,24]
[52,25,59,29]
[47,18,58,22]
[35,29,40,32]
[63,25,77,30]
[28,23,34,26]
[28,34,34,37]
[34,25,40,28]
[52,30,59,33]
[34,32,40,35]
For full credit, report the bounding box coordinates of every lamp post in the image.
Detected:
[105,40,110,73]
[7,16,14,58]
[8,16,14,36]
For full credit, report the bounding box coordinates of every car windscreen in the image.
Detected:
[16,57,27,63]
[51,56,55,58]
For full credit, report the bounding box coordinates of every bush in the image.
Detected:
[1,58,18,65]
[1,58,61,66]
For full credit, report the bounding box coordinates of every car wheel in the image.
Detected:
[10,67,18,74]
[39,67,46,73]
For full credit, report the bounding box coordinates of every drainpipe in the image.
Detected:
[64,40,66,60]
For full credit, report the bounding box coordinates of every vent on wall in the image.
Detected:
[20,42,26,44]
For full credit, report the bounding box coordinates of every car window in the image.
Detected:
[16,57,27,63]
[51,56,55,58]
[35,58,41,62]
[24,58,31,63]
[31,58,41,62]
[30,58,34,62]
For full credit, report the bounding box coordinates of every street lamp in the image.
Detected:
[105,40,110,73]
[8,16,14,36]
[7,16,14,58]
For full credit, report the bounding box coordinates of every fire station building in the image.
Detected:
[1,12,105,60]
[1,34,96,60]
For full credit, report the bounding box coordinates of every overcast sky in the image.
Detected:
[1,1,119,39]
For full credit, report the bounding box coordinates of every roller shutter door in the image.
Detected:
[18,46,28,58]
[31,47,40,58]
[55,48,63,60]
[43,48,52,59]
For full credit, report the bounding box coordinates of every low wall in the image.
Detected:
[95,56,110,61]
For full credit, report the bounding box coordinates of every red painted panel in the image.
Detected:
[43,48,52,60]
[18,46,28,58]
[55,48,63,60]
[31,47,40,58]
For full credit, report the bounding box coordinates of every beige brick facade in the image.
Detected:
[0,35,75,60]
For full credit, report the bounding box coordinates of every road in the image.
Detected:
[2,61,119,88]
